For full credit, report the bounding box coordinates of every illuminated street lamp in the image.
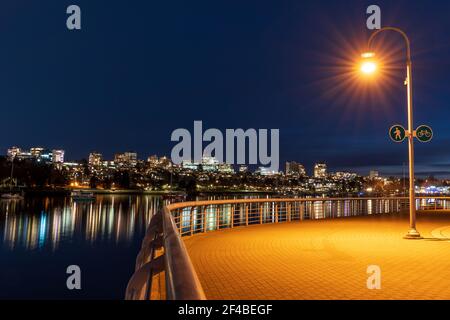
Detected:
[361,27,421,239]
[360,52,377,74]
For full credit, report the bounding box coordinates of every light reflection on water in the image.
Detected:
[0,195,161,252]
[1,195,443,252]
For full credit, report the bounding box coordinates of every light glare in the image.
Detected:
[361,61,377,74]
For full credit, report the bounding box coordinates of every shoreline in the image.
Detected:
[0,188,276,196]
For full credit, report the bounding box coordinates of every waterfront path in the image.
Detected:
[183,211,450,299]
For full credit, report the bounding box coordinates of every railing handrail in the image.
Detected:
[166,196,411,211]
[166,196,450,211]
[162,206,206,300]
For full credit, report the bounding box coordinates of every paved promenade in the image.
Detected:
[183,211,450,300]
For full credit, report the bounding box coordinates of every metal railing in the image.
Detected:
[125,196,450,300]
[125,206,206,300]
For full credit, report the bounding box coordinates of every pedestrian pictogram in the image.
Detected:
[415,125,433,143]
[389,125,406,143]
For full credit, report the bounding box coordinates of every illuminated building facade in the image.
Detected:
[314,163,327,178]
[52,150,65,164]
[285,161,307,177]
[256,167,279,176]
[89,152,103,167]
[114,152,138,168]
[369,170,379,179]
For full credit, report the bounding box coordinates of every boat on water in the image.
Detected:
[162,193,187,203]
[1,193,24,200]
[71,190,95,201]
[1,156,25,200]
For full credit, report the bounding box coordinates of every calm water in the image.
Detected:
[0,195,161,299]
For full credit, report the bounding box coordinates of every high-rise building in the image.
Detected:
[147,155,172,168]
[114,152,138,168]
[201,156,219,172]
[147,155,158,166]
[182,160,199,170]
[28,147,52,163]
[32,148,52,163]
[52,150,65,163]
[7,146,32,160]
[159,156,172,168]
[30,147,44,158]
[7,146,21,159]
[285,161,307,177]
[89,152,103,167]
[218,163,234,173]
[369,170,379,179]
[314,163,327,178]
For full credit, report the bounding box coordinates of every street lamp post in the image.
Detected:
[363,27,421,239]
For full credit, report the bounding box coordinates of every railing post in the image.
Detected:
[259,204,263,224]
[287,203,291,222]
[203,206,207,233]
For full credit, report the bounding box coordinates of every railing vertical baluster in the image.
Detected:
[275,203,279,223]
[231,205,234,228]
[203,206,207,233]
[216,205,220,231]
[245,204,249,226]
[287,203,291,222]
[179,209,183,235]
[259,204,263,224]
[322,201,325,219]
[190,207,195,236]
[300,201,304,220]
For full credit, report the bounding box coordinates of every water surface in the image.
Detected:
[0,195,160,299]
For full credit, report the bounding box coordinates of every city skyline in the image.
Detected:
[3,143,448,178]
[0,143,393,177]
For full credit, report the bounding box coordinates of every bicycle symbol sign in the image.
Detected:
[389,125,406,143]
[415,125,433,143]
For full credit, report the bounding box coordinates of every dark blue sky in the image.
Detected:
[1,0,450,176]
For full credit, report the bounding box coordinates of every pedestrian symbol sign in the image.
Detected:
[389,125,406,143]
[415,125,433,143]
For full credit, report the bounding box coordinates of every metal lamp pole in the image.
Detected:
[367,27,421,239]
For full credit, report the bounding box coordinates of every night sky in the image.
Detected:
[1,0,450,177]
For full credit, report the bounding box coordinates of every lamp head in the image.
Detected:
[360,52,377,75]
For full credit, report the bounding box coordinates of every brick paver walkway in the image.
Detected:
[183,212,450,300]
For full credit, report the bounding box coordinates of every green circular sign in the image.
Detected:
[389,125,406,143]
[415,125,433,143]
